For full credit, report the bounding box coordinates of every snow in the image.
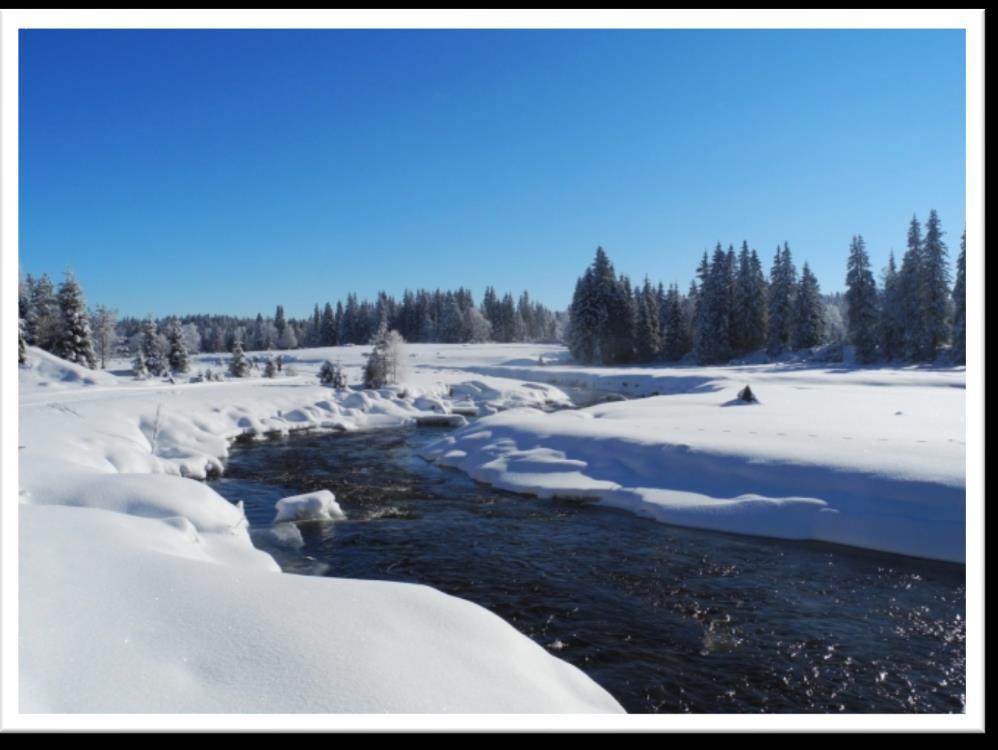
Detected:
[273,490,347,523]
[17,342,966,715]
[17,345,621,714]
[422,363,965,563]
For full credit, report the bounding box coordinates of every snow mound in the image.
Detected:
[273,490,347,523]
[20,346,118,389]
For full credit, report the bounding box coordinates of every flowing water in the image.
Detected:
[211,426,965,714]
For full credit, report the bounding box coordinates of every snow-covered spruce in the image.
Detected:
[55,271,98,369]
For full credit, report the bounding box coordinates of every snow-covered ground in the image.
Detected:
[17,342,965,714]
[18,345,616,714]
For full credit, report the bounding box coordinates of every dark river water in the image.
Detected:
[211,426,965,714]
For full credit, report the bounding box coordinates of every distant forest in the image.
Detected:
[19,210,966,372]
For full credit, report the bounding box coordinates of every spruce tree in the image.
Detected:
[767,243,797,355]
[166,318,191,373]
[845,235,880,363]
[898,215,927,360]
[321,302,337,346]
[880,252,904,360]
[951,229,966,365]
[662,284,690,361]
[28,273,59,351]
[56,272,98,369]
[229,338,250,377]
[18,318,27,365]
[132,349,148,379]
[141,317,165,376]
[921,210,952,359]
[792,262,824,350]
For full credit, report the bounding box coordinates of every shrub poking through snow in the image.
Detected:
[264,356,278,378]
[737,385,758,403]
[229,339,250,378]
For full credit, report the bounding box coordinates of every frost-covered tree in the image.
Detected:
[90,305,118,370]
[141,317,165,376]
[319,360,349,389]
[364,323,407,389]
[229,338,250,378]
[277,323,298,350]
[263,355,278,378]
[844,235,880,363]
[951,229,966,365]
[27,273,60,351]
[166,318,191,373]
[56,272,98,369]
[791,262,824,350]
[18,318,27,365]
[132,349,148,379]
[921,210,951,359]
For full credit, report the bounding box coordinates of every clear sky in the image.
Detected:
[19,28,966,318]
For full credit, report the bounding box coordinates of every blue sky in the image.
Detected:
[19,29,966,318]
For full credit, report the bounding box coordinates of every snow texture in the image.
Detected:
[18,345,620,714]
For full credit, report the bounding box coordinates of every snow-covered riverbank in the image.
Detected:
[18,345,618,713]
[421,360,966,563]
[17,342,965,713]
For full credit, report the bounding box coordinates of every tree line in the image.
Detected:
[18,279,563,372]
[568,210,966,366]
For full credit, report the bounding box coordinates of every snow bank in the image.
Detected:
[423,371,966,563]
[273,490,347,523]
[18,347,621,714]
[20,503,620,713]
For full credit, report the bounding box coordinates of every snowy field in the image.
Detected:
[17,342,965,713]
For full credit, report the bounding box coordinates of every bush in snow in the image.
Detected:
[229,339,251,378]
[264,356,278,378]
[319,360,348,389]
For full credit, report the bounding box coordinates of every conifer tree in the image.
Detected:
[767,243,797,355]
[845,235,880,363]
[662,284,690,361]
[264,355,278,378]
[56,272,98,369]
[792,262,824,350]
[166,318,191,373]
[28,273,60,351]
[132,349,148,379]
[635,278,662,361]
[320,302,337,346]
[899,215,927,360]
[141,317,165,376]
[880,252,904,360]
[921,210,952,359]
[18,318,27,365]
[229,338,250,378]
[951,229,966,365]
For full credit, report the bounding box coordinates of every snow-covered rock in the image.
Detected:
[273,490,347,523]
